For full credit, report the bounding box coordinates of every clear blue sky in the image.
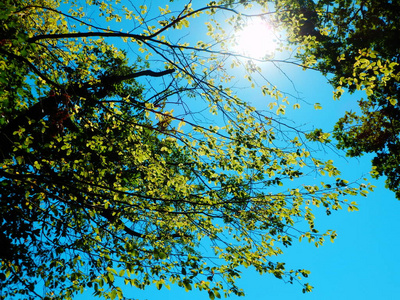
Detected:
[60,2,400,299]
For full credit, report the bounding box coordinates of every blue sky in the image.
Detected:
[123,61,400,300]
[42,1,400,299]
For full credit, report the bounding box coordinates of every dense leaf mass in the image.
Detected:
[275,0,400,198]
[0,1,371,299]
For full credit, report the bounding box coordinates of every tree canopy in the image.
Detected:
[0,1,373,300]
[273,0,400,198]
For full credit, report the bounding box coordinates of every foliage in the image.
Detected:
[0,0,371,299]
[274,0,400,198]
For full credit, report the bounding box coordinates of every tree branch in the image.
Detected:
[27,32,146,43]
[69,69,175,99]
[102,68,175,84]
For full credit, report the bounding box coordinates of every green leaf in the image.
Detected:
[110,289,117,300]
[313,103,322,110]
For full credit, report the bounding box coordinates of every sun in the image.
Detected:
[234,19,278,59]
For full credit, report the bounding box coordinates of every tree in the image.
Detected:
[273,0,400,198]
[0,1,371,299]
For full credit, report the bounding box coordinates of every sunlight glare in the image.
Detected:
[235,19,278,59]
